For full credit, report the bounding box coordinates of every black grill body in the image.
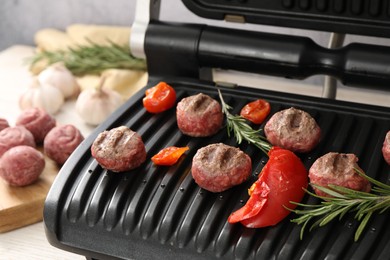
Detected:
[44,0,390,259]
[182,0,390,38]
[44,79,390,260]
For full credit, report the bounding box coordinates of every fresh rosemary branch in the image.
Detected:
[218,89,272,155]
[28,41,146,76]
[289,168,390,241]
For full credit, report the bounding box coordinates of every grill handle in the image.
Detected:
[145,22,390,91]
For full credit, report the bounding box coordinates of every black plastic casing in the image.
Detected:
[145,21,390,91]
[44,80,390,260]
[43,1,390,260]
[182,0,390,38]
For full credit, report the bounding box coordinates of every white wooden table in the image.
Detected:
[0,46,89,260]
[0,45,388,260]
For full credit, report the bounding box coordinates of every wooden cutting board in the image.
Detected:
[0,148,59,233]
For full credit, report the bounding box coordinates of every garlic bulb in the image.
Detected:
[38,62,80,99]
[76,76,124,125]
[19,78,65,115]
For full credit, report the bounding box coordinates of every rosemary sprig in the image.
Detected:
[27,40,146,76]
[218,89,272,155]
[289,168,390,241]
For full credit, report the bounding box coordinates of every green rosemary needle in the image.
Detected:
[217,89,272,155]
[27,41,146,76]
[289,168,390,241]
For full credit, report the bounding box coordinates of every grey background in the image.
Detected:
[2,0,390,88]
[3,0,390,50]
[0,0,137,50]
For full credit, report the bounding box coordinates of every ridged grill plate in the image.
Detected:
[44,79,390,260]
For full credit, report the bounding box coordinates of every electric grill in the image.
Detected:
[44,1,390,259]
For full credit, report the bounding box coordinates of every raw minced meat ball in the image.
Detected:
[15,107,56,144]
[0,126,36,157]
[0,145,45,186]
[44,124,84,165]
[0,118,9,131]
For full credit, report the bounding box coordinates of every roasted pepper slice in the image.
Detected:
[228,147,308,228]
[151,146,189,166]
[240,99,271,124]
[143,82,176,113]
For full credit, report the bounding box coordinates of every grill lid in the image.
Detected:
[182,0,390,38]
[132,0,390,91]
[44,79,390,260]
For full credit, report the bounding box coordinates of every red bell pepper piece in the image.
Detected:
[151,146,189,166]
[240,99,271,124]
[228,147,308,228]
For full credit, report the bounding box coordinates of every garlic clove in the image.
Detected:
[19,78,65,115]
[38,62,80,99]
[75,87,124,126]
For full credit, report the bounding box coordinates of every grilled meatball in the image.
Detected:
[176,93,223,137]
[91,126,146,172]
[309,152,371,197]
[15,108,56,144]
[0,126,36,157]
[264,107,321,153]
[0,145,45,186]
[382,131,390,165]
[192,143,252,193]
[44,124,84,165]
[0,118,9,131]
